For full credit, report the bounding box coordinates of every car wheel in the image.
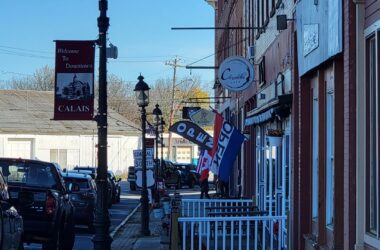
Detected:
[116,188,121,203]
[42,226,60,250]
[61,217,75,250]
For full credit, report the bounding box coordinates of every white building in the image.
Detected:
[0,90,140,175]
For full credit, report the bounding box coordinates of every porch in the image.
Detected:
[177,198,287,250]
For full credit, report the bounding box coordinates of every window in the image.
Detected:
[312,77,319,220]
[326,74,335,227]
[366,35,379,237]
[50,149,67,169]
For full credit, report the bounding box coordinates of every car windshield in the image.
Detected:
[63,177,89,189]
[0,161,57,189]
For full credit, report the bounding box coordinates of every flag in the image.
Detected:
[210,112,224,174]
[212,121,245,183]
[196,149,212,174]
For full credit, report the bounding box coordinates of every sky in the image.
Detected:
[0,0,215,88]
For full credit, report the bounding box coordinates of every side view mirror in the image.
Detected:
[118,178,122,182]
[68,183,80,193]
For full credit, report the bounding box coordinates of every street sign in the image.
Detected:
[133,148,154,170]
[133,148,154,188]
[135,169,155,188]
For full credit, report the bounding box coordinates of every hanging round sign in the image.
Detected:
[218,56,255,92]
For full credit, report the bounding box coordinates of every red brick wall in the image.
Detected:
[342,0,356,249]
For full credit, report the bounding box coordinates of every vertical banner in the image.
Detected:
[212,121,245,183]
[54,40,95,120]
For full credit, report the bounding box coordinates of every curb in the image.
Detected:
[110,203,141,239]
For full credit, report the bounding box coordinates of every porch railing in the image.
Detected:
[178,215,286,250]
[178,199,287,250]
[181,198,254,218]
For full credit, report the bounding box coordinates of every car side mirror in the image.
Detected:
[68,183,80,193]
[118,178,122,182]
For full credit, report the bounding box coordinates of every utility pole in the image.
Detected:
[92,0,112,249]
[165,57,185,161]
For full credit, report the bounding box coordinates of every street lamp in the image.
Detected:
[159,118,165,176]
[152,104,162,202]
[134,75,151,236]
[93,0,112,249]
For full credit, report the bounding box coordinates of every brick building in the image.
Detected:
[356,1,380,249]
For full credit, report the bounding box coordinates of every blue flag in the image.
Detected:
[213,121,245,183]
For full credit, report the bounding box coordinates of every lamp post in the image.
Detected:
[160,118,165,175]
[134,75,151,236]
[152,104,162,198]
[93,0,112,249]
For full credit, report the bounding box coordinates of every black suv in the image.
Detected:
[163,160,186,189]
[0,168,23,250]
[62,172,97,231]
[0,157,75,249]
[173,163,200,188]
[73,166,114,207]
[108,170,121,203]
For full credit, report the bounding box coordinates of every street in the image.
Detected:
[24,181,140,250]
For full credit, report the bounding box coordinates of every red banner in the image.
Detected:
[54,40,95,120]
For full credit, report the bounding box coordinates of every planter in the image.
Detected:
[153,208,163,219]
[267,136,282,146]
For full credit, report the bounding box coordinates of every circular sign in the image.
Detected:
[218,56,255,91]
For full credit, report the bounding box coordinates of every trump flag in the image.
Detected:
[212,121,245,183]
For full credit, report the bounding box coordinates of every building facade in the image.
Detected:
[209,0,360,249]
[356,1,380,249]
[0,90,141,175]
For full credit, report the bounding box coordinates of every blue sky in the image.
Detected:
[0,0,215,87]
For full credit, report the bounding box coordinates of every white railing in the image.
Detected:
[178,199,287,250]
[178,215,286,250]
[181,198,254,218]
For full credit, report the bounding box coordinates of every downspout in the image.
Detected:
[354,0,365,249]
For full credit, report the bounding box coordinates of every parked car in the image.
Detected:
[127,166,137,191]
[72,166,113,207]
[107,170,121,203]
[0,157,75,249]
[0,169,23,250]
[62,172,97,231]
[173,163,200,188]
[162,160,184,189]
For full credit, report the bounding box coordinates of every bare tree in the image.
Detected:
[6,65,54,91]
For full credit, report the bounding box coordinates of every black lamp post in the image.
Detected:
[152,104,162,195]
[134,75,151,236]
[93,0,112,249]
[160,118,165,175]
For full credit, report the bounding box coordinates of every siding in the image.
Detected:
[365,0,380,28]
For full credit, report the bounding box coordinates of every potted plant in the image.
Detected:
[266,128,284,146]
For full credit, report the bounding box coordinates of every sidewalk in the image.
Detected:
[111,204,170,250]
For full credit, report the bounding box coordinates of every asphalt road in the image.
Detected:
[24,181,140,250]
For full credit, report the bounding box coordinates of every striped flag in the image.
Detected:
[196,149,212,174]
[213,121,245,183]
[210,112,224,174]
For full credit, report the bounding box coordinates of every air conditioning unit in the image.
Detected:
[247,45,255,60]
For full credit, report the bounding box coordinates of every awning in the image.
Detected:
[245,107,279,126]
[245,94,292,127]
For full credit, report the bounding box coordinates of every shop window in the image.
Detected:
[326,85,334,227]
[366,35,379,237]
[50,149,67,169]
[312,78,319,221]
